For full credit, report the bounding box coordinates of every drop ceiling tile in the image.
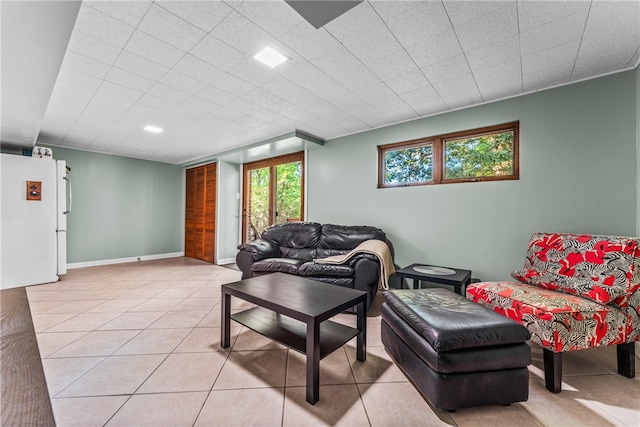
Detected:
[138,4,206,51]
[195,85,240,107]
[74,4,135,49]
[109,111,153,133]
[236,1,302,37]
[465,35,520,72]
[172,54,225,84]
[330,26,401,64]
[369,50,419,83]
[369,1,421,21]
[520,11,588,56]
[433,73,478,98]
[404,30,463,69]
[152,114,194,131]
[137,93,179,113]
[171,98,217,121]
[84,0,152,27]
[478,79,523,102]
[318,53,380,91]
[127,103,166,121]
[209,11,274,56]
[474,65,522,92]
[421,54,472,85]
[242,88,282,109]
[124,30,185,68]
[523,69,570,92]
[60,51,111,79]
[92,81,144,110]
[383,1,453,43]
[158,70,206,95]
[189,35,246,71]
[211,73,256,97]
[229,60,280,87]
[444,1,511,26]
[572,53,632,82]
[582,1,639,40]
[282,61,341,96]
[57,68,103,92]
[410,98,450,117]
[360,85,409,113]
[157,1,234,33]
[147,83,191,104]
[113,51,170,81]
[81,103,126,124]
[384,69,431,95]
[46,81,95,113]
[72,117,112,135]
[453,2,519,52]
[521,41,579,77]
[384,106,420,124]
[210,106,244,122]
[399,85,441,107]
[105,68,156,93]
[440,89,483,110]
[196,114,230,129]
[518,1,590,32]
[66,29,123,64]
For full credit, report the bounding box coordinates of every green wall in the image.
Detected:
[49,147,184,264]
[307,70,638,281]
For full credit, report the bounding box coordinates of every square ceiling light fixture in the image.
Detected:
[253,46,288,68]
[285,1,363,29]
[143,125,163,133]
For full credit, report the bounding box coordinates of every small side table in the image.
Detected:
[395,264,472,296]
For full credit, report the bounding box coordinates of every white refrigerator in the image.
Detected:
[1,153,69,289]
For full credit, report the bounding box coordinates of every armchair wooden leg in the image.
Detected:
[617,343,635,378]
[543,348,562,393]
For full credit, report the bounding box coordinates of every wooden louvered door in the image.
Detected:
[185,163,216,263]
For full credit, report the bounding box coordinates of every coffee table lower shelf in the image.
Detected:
[231,307,359,358]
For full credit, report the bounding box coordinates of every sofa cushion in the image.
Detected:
[319,224,386,251]
[262,222,321,249]
[514,233,638,305]
[383,289,530,352]
[298,261,354,277]
[511,268,626,305]
[251,258,306,275]
[467,281,628,352]
[280,247,316,260]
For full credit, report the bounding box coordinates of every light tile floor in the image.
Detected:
[28,257,640,426]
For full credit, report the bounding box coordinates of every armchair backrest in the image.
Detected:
[511,232,640,306]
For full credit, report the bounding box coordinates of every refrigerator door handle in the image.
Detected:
[63,176,72,215]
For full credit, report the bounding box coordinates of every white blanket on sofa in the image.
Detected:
[314,239,395,290]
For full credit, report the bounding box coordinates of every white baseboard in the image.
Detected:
[67,252,183,269]
[216,257,236,265]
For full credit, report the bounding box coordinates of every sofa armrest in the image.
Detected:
[236,239,281,279]
[347,253,379,266]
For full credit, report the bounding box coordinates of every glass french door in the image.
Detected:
[242,152,304,243]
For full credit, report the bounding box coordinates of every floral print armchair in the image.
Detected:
[466,232,639,392]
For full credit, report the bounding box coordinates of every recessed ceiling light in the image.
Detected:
[144,125,163,133]
[253,46,288,68]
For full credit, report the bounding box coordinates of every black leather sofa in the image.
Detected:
[235,222,390,311]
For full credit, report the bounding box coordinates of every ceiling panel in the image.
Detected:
[6,0,632,164]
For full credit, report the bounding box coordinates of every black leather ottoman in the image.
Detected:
[381,288,531,411]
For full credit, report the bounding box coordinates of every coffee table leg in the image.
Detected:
[221,292,231,348]
[306,320,320,404]
[356,299,366,362]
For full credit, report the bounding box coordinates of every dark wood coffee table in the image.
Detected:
[221,272,367,404]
